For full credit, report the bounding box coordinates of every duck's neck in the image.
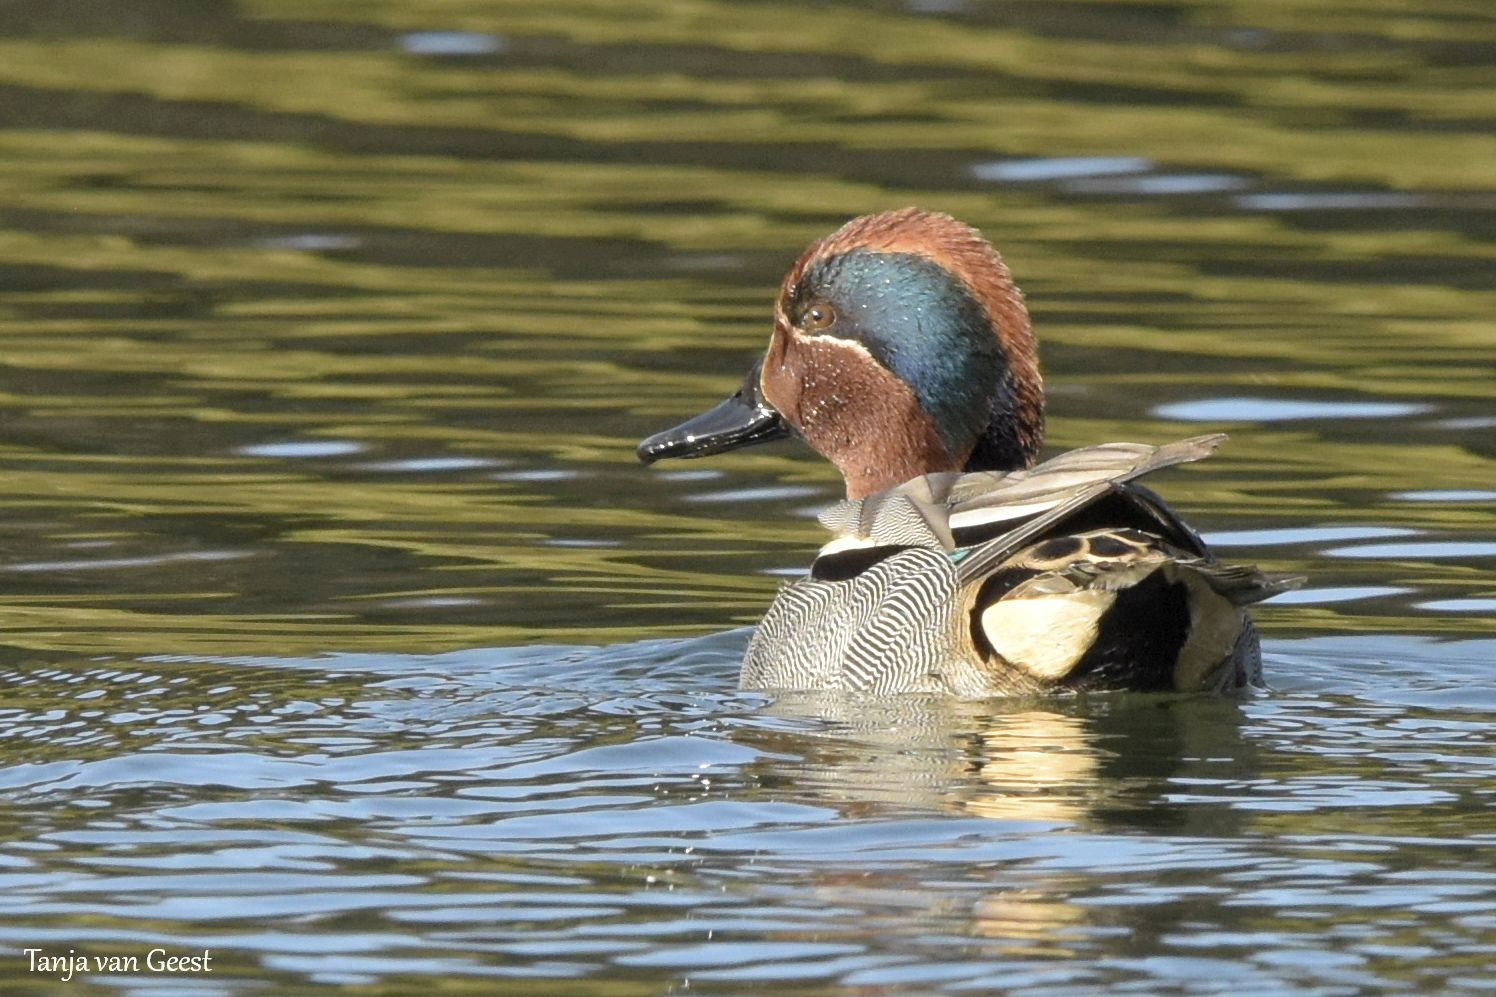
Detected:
[841,446,961,500]
[826,348,1043,499]
[964,362,1044,474]
[770,335,1042,500]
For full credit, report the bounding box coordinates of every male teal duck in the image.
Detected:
[639,208,1297,695]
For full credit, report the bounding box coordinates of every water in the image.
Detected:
[0,0,1492,992]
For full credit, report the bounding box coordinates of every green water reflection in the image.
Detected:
[0,0,1489,659]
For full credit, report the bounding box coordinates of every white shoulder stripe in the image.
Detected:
[817,535,878,559]
[948,501,1057,530]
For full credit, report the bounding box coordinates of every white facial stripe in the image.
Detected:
[788,323,879,359]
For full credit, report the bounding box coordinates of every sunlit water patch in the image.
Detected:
[1156,398,1434,423]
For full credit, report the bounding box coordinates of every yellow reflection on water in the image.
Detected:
[965,710,1102,824]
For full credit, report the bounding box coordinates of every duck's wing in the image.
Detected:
[809,435,1225,582]
[952,434,1226,585]
[945,438,1224,552]
[816,435,1222,550]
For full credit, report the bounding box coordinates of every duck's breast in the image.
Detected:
[741,546,991,695]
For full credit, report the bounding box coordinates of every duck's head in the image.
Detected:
[639,208,1043,499]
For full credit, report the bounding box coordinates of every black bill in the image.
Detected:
[637,359,791,464]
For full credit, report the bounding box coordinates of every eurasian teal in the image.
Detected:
[640,208,1297,695]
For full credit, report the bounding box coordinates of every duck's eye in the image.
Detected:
[803,302,836,332]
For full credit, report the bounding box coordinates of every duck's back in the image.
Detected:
[740,435,1297,696]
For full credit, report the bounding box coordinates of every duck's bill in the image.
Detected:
[637,360,791,464]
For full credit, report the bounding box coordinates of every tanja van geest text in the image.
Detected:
[23,948,213,981]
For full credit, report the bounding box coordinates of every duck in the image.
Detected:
[638,208,1298,695]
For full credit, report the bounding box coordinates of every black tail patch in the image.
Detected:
[1061,570,1191,692]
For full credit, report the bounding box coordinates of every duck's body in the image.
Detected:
[741,437,1285,694]
[639,209,1296,696]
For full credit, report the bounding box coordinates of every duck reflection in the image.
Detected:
[969,888,1093,957]
[750,692,1262,961]
[964,709,1100,823]
[759,691,1259,834]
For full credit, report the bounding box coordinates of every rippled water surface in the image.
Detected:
[0,0,1493,993]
